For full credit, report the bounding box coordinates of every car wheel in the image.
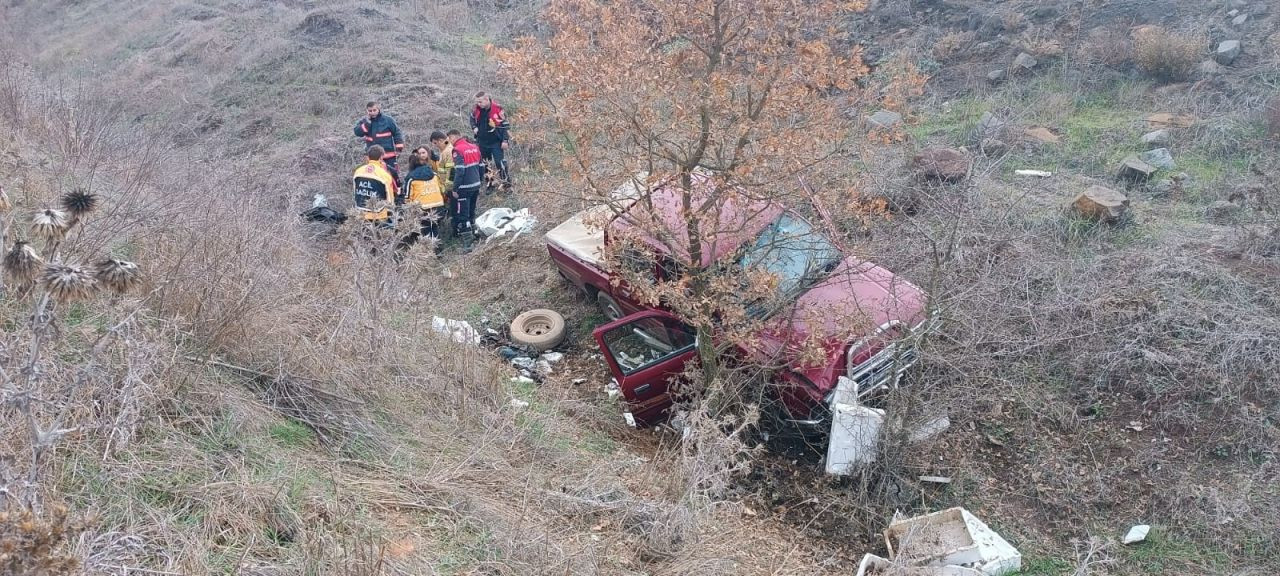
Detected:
[510,309,566,351]
[596,292,623,322]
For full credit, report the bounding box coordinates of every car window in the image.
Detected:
[602,316,696,374]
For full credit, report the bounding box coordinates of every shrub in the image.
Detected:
[1079,27,1134,69]
[1132,26,1203,82]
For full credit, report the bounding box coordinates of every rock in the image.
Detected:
[1215,40,1242,65]
[1023,126,1061,144]
[867,109,903,129]
[913,147,972,182]
[1233,13,1249,26]
[987,69,1007,83]
[1228,8,1240,17]
[1146,113,1196,128]
[976,111,1007,139]
[1141,129,1171,146]
[1118,156,1158,182]
[979,138,1008,156]
[1124,525,1150,545]
[540,351,565,363]
[1151,179,1178,199]
[1199,59,1225,75]
[1012,52,1038,73]
[1072,185,1130,223]
[1205,200,1244,222]
[1140,148,1176,170]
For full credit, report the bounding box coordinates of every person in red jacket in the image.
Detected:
[353,101,405,181]
[470,91,511,193]
[447,129,483,252]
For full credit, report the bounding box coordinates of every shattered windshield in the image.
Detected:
[739,212,843,300]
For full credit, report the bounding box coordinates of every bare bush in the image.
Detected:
[1132,26,1203,82]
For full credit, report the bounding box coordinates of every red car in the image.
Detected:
[545,179,929,432]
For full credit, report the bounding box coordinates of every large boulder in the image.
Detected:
[913,147,972,182]
[1071,185,1130,223]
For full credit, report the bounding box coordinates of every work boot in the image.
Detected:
[460,232,474,254]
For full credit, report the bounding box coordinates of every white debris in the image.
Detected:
[510,376,536,385]
[534,360,553,375]
[622,412,636,427]
[920,476,953,484]
[509,398,530,409]
[884,507,1022,576]
[856,554,983,576]
[540,351,565,363]
[571,378,587,385]
[825,403,886,474]
[910,416,952,443]
[1123,525,1150,545]
[311,193,329,208]
[1014,169,1052,177]
[431,316,481,345]
[512,357,537,371]
[475,207,537,241]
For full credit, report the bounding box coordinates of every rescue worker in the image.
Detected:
[353,101,405,181]
[352,145,398,227]
[402,146,447,249]
[469,91,511,193]
[447,129,483,252]
[429,130,454,193]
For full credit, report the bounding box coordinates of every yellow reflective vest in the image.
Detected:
[431,143,454,192]
[352,160,397,220]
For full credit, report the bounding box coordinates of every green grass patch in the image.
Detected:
[1120,530,1231,573]
[907,97,990,145]
[268,417,317,447]
[1014,554,1072,575]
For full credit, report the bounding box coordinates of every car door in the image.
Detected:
[592,310,698,427]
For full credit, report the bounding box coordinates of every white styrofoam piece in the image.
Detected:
[855,553,985,576]
[884,507,1023,576]
[1123,524,1150,544]
[825,403,885,475]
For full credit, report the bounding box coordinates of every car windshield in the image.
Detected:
[739,212,843,300]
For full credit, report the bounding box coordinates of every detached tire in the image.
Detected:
[510,309,566,351]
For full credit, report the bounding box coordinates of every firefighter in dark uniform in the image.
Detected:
[469,91,511,193]
[353,101,405,182]
[446,129,483,252]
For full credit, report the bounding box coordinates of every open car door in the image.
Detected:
[592,310,698,427]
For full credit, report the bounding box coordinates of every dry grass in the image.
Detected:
[1132,26,1204,83]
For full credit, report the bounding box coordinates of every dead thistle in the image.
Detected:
[94,258,142,294]
[3,241,44,285]
[31,209,71,241]
[59,188,99,219]
[40,263,97,302]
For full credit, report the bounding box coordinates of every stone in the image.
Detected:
[867,109,903,129]
[979,138,1008,156]
[1024,126,1061,144]
[913,147,972,182]
[1124,525,1150,545]
[1150,179,1177,199]
[1147,113,1196,128]
[1205,200,1244,222]
[976,111,1007,139]
[1141,129,1171,146]
[1228,9,1240,17]
[1199,59,1225,75]
[1072,185,1130,223]
[1140,148,1176,170]
[1215,40,1242,65]
[1012,52,1038,72]
[1233,13,1249,26]
[987,69,1007,83]
[1118,156,1158,182]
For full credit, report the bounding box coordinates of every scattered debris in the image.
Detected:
[1123,524,1150,545]
[1014,169,1052,178]
[1117,156,1158,182]
[1141,129,1170,146]
[475,207,537,241]
[1214,40,1242,65]
[856,553,983,576]
[1140,148,1176,170]
[571,377,587,385]
[913,147,972,182]
[884,507,1023,576]
[825,402,885,475]
[509,398,530,409]
[1071,185,1130,223]
[510,375,536,385]
[1126,420,1145,432]
[540,351,564,363]
[431,316,481,345]
[909,416,952,443]
[920,476,953,484]
[868,109,904,129]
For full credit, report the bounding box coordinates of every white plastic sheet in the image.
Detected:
[475,207,537,241]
